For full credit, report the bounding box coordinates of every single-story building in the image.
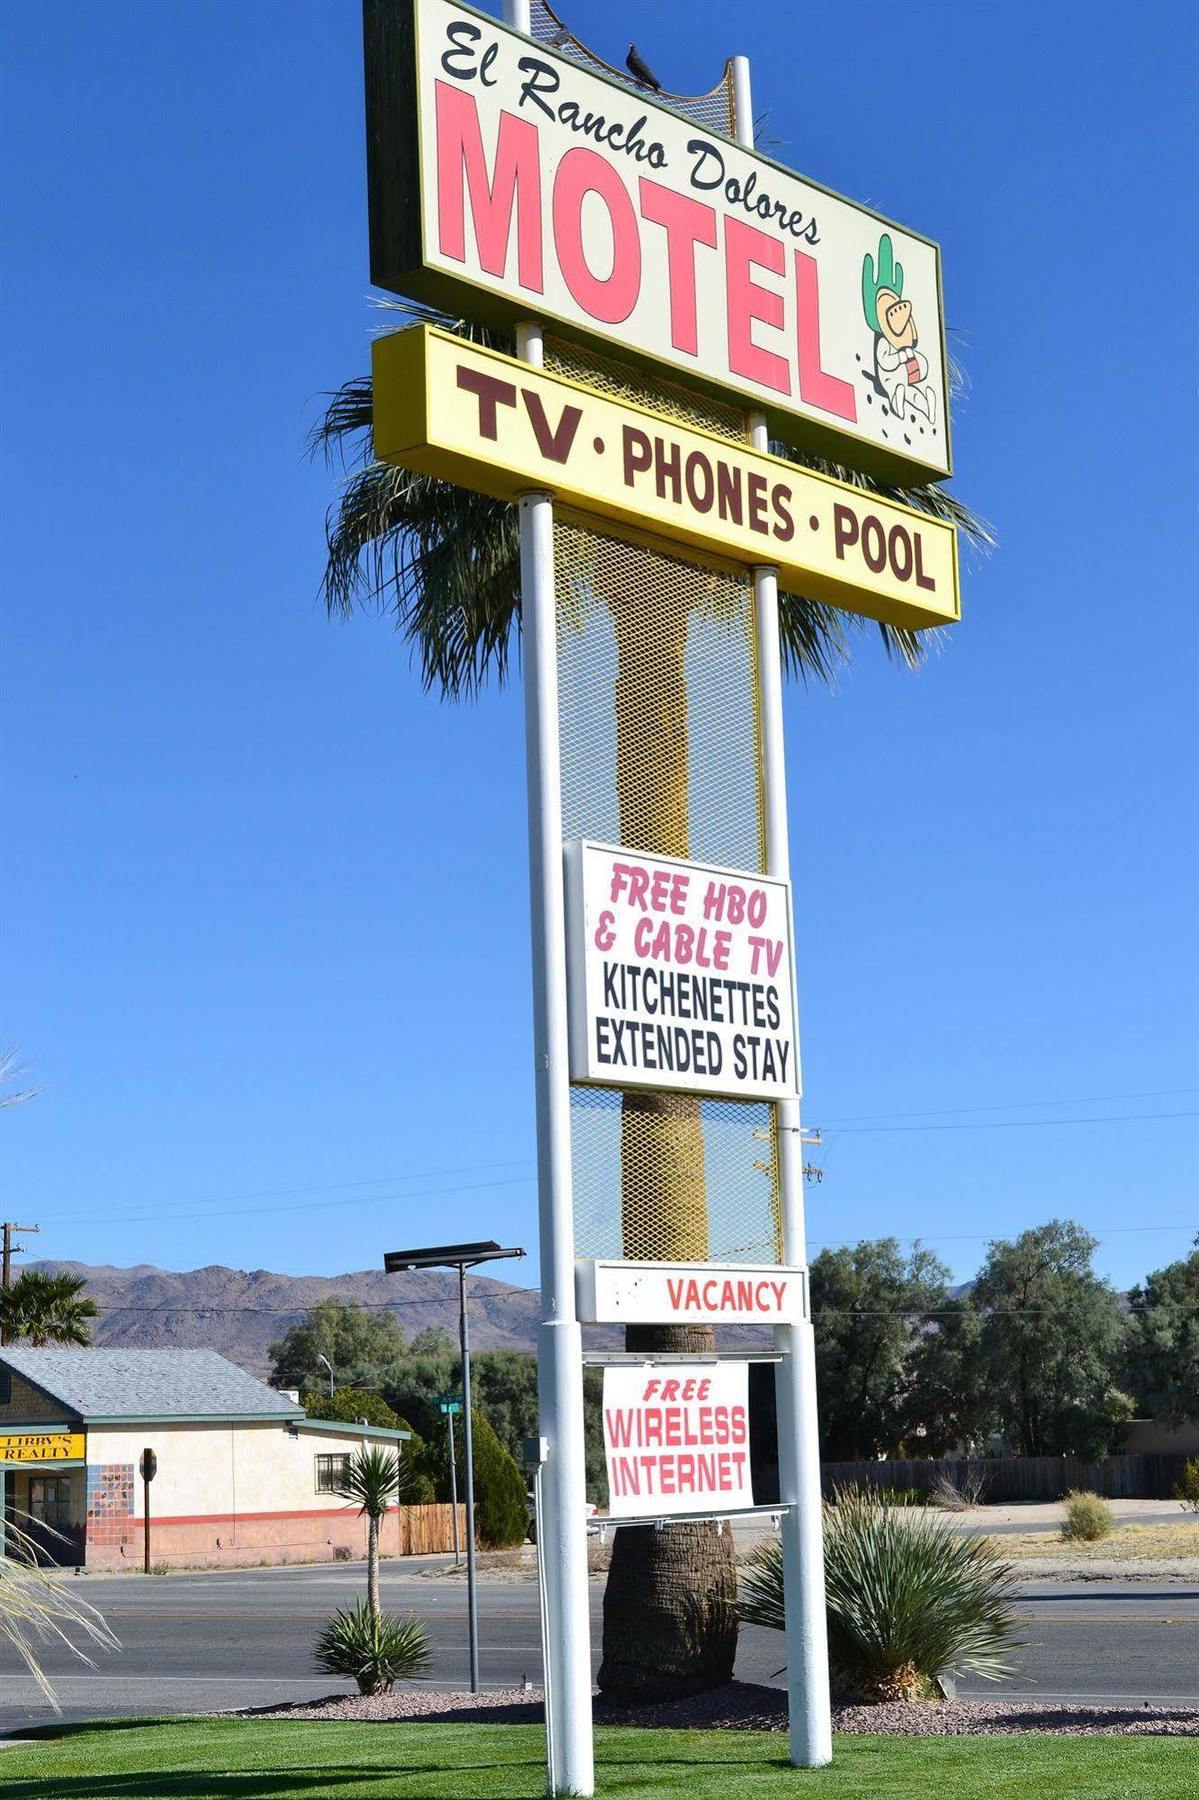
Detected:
[0,1346,461,1570]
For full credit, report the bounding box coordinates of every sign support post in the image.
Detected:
[733,53,834,1772]
[501,2,595,1762]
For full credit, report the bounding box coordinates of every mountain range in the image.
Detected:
[31,1259,541,1378]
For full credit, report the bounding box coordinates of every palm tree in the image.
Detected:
[1,1515,117,1708]
[313,319,991,1697]
[0,1272,96,1348]
[333,1444,419,1624]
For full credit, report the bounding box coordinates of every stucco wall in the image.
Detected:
[84,1420,386,1520]
[78,1419,463,1570]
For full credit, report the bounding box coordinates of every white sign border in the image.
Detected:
[577,1259,809,1327]
[564,838,802,1103]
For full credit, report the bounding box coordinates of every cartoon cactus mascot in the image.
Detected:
[861,231,936,426]
[862,232,904,335]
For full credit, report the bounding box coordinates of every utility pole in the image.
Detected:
[1,1223,40,1345]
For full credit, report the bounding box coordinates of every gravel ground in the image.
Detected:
[246,1682,1199,1737]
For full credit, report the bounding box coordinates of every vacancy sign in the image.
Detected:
[578,1260,806,1326]
[565,841,799,1100]
[603,1362,753,1519]
[364,0,950,480]
[373,327,959,631]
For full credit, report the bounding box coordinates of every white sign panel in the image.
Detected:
[602,1361,753,1519]
[578,1260,807,1327]
[565,841,800,1101]
[370,0,951,480]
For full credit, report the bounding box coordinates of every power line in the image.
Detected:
[35,1172,536,1229]
[808,1223,1196,1248]
[819,1110,1197,1136]
[813,1086,1198,1126]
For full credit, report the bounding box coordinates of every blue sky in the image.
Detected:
[3,0,1195,1300]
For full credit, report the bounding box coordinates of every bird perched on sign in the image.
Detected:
[626,42,662,91]
[548,26,572,47]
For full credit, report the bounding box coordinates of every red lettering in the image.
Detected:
[639,178,717,356]
[435,83,542,290]
[724,217,790,394]
[553,148,641,323]
[794,249,856,420]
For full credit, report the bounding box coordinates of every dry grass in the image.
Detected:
[1002,1523,1199,1562]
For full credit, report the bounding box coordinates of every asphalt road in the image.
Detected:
[1,1560,1195,1734]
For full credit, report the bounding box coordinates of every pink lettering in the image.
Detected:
[724,217,790,395]
[639,178,717,356]
[553,148,641,323]
[435,83,542,291]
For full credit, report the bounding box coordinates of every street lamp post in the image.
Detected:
[383,1239,525,1693]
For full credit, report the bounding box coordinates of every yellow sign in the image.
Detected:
[373,326,959,633]
[0,1431,85,1464]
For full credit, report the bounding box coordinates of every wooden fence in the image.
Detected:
[820,1452,1190,1502]
[391,1503,470,1556]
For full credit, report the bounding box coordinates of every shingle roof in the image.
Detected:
[0,1347,303,1422]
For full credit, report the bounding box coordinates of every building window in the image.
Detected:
[315,1453,350,1495]
[0,1368,10,1404]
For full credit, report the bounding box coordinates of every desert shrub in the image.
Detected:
[1061,1490,1114,1542]
[738,1486,1019,1702]
[931,1466,989,1511]
[420,1408,529,1548]
[314,1598,430,1695]
[1173,1458,1199,1515]
[876,1486,930,1508]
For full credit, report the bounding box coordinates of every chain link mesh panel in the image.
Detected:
[548,345,780,1268]
[529,0,737,140]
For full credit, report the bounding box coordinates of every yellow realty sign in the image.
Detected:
[373,326,959,632]
[0,1431,85,1464]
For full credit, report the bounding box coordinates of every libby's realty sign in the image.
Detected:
[364,0,951,479]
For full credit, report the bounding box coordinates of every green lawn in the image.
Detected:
[0,1719,1192,1800]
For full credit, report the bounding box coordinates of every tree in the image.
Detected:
[0,1272,96,1347]
[904,1294,993,1455]
[268,1299,406,1392]
[408,1326,456,1358]
[809,1240,951,1460]
[1126,1241,1199,1427]
[419,1408,529,1548]
[971,1221,1130,1458]
[332,1445,420,1624]
[313,321,990,1699]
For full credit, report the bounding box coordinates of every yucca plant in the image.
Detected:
[315,1596,431,1695]
[1,1517,117,1708]
[332,1444,421,1624]
[739,1486,1019,1702]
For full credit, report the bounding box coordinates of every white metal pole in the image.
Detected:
[506,4,594,1771]
[518,466,594,1795]
[733,52,833,1771]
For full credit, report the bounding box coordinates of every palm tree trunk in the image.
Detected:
[597,577,738,1700]
[367,1514,381,1626]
